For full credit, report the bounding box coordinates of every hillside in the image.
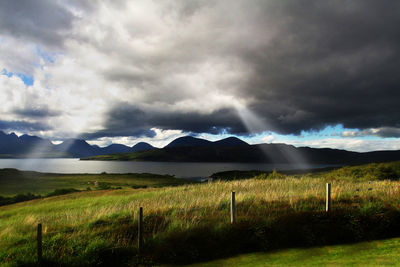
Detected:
[2,162,400,265]
[0,168,188,197]
[165,136,249,148]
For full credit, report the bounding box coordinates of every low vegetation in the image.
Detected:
[190,237,400,266]
[1,162,400,266]
[0,168,188,197]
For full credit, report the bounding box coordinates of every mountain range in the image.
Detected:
[84,136,400,165]
[2,131,400,165]
[0,131,154,158]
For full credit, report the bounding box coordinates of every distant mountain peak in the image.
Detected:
[132,142,154,152]
[165,136,213,148]
[165,136,249,148]
[214,137,249,147]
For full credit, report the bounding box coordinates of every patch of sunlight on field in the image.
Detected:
[2,172,400,266]
[188,237,400,267]
[1,178,400,235]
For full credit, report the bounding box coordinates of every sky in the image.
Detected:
[1,0,400,152]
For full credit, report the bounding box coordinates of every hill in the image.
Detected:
[2,162,400,265]
[165,136,249,148]
[165,136,213,148]
[132,142,154,151]
[213,136,249,147]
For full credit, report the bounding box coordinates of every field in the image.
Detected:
[0,169,187,197]
[190,237,400,266]
[1,162,400,266]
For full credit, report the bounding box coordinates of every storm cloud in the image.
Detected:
[85,104,248,139]
[0,0,77,47]
[0,120,51,132]
[94,0,400,138]
[1,0,400,141]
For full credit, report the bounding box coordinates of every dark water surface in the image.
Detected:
[0,158,335,178]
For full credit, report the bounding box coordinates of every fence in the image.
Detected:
[34,183,334,264]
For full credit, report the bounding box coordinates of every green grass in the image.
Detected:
[189,237,400,266]
[1,162,400,266]
[82,149,168,161]
[0,168,188,197]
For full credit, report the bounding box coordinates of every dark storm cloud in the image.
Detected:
[236,0,400,135]
[80,129,157,140]
[93,0,400,138]
[374,128,400,138]
[82,104,248,139]
[13,107,61,118]
[0,0,78,47]
[0,120,51,132]
[342,127,400,138]
[4,0,400,139]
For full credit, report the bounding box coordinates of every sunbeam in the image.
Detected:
[233,100,309,166]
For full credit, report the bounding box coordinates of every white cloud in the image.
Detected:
[87,128,185,148]
[281,138,400,152]
[1,0,400,152]
[0,0,251,140]
[261,134,275,143]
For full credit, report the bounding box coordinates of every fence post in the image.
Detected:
[231,191,236,224]
[326,183,331,212]
[37,223,42,265]
[138,207,143,253]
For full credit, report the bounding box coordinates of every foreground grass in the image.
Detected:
[2,162,400,266]
[190,237,400,266]
[1,175,400,265]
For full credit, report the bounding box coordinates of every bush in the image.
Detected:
[0,193,41,206]
[46,188,80,197]
[131,185,148,189]
[267,169,286,179]
[97,182,112,190]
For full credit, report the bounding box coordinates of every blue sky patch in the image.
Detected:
[2,68,34,86]
[35,46,55,64]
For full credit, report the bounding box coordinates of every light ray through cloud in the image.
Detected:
[232,100,309,165]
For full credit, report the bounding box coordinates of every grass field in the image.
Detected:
[189,237,400,266]
[0,169,187,197]
[1,162,400,266]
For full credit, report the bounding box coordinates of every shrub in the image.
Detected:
[267,169,286,179]
[46,188,80,197]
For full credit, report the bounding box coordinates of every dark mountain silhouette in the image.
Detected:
[132,142,154,152]
[20,134,54,147]
[213,137,249,147]
[0,132,21,154]
[3,131,400,165]
[85,138,400,165]
[165,136,250,148]
[165,136,213,148]
[55,139,101,157]
[0,131,154,158]
[102,144,133,154]
[101,142,155,154]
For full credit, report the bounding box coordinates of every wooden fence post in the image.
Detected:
[231,191,236,224]
[326,183,331,212]
[37,223,42,265]
[138,207,143,253]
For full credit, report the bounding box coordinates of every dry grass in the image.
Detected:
[1,174,400,266]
